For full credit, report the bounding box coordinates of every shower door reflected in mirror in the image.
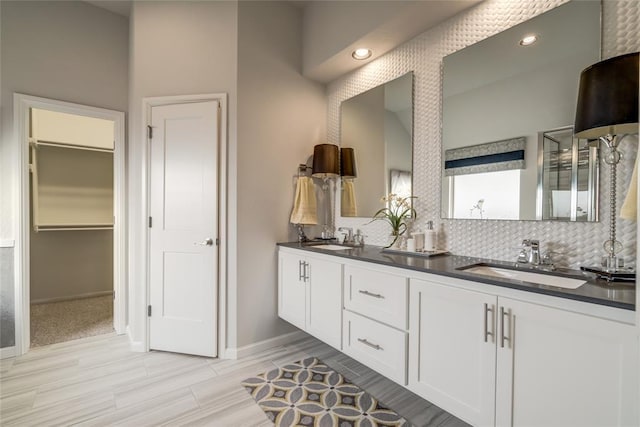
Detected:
[537,127,598,221]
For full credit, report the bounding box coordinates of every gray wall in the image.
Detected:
[127,0,238,346]
[30,231,113,302]
[0,1,129,349]
[128,0,326,350]
[237,1,326,347]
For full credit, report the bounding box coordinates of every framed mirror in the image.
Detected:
[339,72,414,218]
[440,1,601,221]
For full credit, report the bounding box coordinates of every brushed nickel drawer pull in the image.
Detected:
[358,290,384,299]
[357,338,383,351]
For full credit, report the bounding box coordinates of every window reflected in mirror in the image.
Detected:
[450,170,521,220]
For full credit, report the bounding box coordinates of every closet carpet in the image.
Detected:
[30,295,114,347]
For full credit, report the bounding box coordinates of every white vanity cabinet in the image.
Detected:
[409,277,639,427]
[409,279,497,426]
[278,248,343,349]
[342,263,409,385]
[495,297,638,427]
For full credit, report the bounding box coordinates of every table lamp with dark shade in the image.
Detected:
[312,144,339,239]
[574,52,639,280]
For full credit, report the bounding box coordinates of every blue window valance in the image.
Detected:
[444,137,526,177]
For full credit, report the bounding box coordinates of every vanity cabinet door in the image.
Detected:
[306,255,343,350]
[278,249,343,349]
[496,297,639,427]
[408,279,497,427]
[278,251,307,330]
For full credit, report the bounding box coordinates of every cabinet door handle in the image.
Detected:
[357,338,383,351]
[500,306,511,348]
[303,262,310,281]
[358,289,384,299]
[484,303,495,343]
[298,260,304,281]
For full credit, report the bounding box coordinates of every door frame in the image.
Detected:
[13,93,127,356]
[142,94,228,357]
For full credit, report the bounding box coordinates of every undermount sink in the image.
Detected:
[459,264,587,289]
[309,244,353,251]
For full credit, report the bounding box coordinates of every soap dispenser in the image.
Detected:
[425,221,437,251]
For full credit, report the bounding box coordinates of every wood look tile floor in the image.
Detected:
[0,332,468,426]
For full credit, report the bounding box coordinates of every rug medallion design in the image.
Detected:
[242,357,407,426]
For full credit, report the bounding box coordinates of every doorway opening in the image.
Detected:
[14,94,126,355]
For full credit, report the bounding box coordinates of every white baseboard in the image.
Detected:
[126,325,146,352]
[224,330,307,360]
[31,291,113,305]
[0,346,16,359]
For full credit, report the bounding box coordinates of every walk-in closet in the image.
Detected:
[29,108,115,346]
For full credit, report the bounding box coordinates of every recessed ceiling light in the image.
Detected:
[352,48,372,60]
[519,34,538,46]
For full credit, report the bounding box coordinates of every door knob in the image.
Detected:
[196,238,214,246]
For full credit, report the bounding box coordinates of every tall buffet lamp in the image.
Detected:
[574,52,639,281]
[312,144,340,239]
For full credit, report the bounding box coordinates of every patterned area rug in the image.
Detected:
[242,357,407,426]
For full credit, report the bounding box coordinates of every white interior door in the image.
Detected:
[149,100,219,357]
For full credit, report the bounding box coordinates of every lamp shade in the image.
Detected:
[312,144,339,178]
[574,52,639,139]
[340,147,357,178]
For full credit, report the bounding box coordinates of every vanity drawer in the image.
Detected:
[344,264,408,330]
[343,310,408,385]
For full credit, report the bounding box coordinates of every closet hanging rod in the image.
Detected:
[31,139,114,153]
[36,226,114,232]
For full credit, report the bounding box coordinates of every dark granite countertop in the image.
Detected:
[278,242,636,311]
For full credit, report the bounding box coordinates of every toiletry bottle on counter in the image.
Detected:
[406,238,416,252]
[411,232,425,251]
[425,221,437,251]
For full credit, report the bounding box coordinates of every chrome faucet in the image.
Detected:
[338,227,354,244]
[524,239,541,265]
[518,239,555,270]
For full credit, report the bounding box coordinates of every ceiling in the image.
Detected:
[83,0,484,83]
[301,0,483,83]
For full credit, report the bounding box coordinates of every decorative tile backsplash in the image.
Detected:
[331,0,639,269]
